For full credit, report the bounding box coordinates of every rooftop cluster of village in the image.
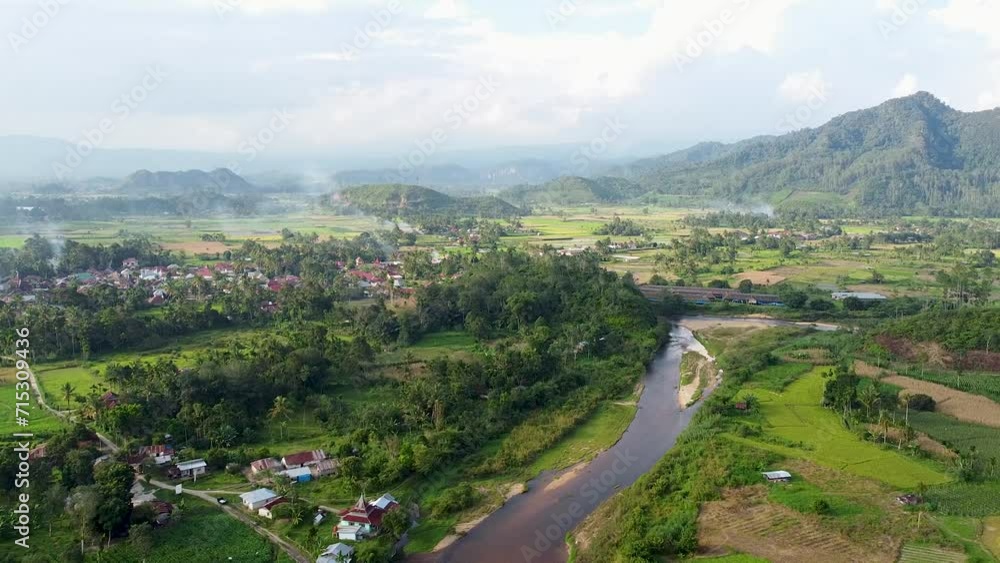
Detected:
[1,254,413,308]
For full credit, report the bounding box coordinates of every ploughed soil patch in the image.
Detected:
[697,486,897,563]
[734,271,787,286]
[876,335,1000,373]
[855,361,1000,428]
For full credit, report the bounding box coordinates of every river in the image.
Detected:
[421,316,836,563]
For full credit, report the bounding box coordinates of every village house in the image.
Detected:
[310,459,340,478]
[169,458,208,480]
[140,267,168,281]
[142,444,174,465]
[317,543,354,563]
[250,457,282,475]
[150,501,175,526]
[240,488,280,511]
[28,444,47,460]
[258,497,288,519]
[280,466,313,483]
[334,493,400,541]
[281,449,326,469]
[123,257,140,269]
[214,262,236,275]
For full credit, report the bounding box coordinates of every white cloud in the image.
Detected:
[296,52,357,63]
[892,73,919,98]
[778,70,829,103]
[190,0,333,15]
[424,0,469,20]
[874,0,897,13]
[931,0,1000,48]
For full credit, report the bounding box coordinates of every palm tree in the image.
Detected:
[61,383,76,411]
[269,396,291,439]
[858,384,880,421]
[899,392,912,426]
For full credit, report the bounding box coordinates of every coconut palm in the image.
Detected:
[61,383,76,411]
[269,396,291,439]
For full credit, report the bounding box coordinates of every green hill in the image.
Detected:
[501,176,645,206]
[336,184,522,218]
[615,92,1000,216]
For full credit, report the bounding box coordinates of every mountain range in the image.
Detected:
[4,92,999,216]
[605,92,1000,215]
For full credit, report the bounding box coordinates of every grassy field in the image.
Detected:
[745,362,812,392]
[31,326,272,410]
[0,367,66,436]
[524,401,636,475]
[0,213,392,251]
[35,365,102,407]
[376,330,479,365]
[733,367,951,488]
[766,478,864,518]
[94,499,292,563]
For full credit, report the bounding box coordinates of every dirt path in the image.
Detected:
[25,363,303,561]
[146,478,311,563]
[22,364,121,453]
[855,361,1000,428]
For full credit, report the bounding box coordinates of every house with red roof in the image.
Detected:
[334,493,399,541]
[214,262,236,275]
[281,449,326,469]
[258,497,289,520]
[250,457,282,475]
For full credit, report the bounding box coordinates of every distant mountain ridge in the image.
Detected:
[119,168,255,192]
[502,176,645,206]
[612,92,1000,215]
[332,158,563,191]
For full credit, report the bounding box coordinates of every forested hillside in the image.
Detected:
[613,92,1000,216]
[882,306,1000,352]
[334,184,522,218]
[501,176,645,206]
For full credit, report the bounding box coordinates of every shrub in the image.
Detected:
[908,394,936,412]
[428,483,479,518]
[812,499,832,515]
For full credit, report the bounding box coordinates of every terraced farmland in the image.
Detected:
[897,543,966,563]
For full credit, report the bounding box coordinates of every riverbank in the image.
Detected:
[426,323,708,563]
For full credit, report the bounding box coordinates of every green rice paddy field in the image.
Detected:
[731,367,951,489]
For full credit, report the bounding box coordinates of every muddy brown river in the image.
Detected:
[417,317,835,563]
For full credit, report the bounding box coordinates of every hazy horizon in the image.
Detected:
[2,0,1000,169]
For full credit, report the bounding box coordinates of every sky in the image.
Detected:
[2,0,1000,164]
